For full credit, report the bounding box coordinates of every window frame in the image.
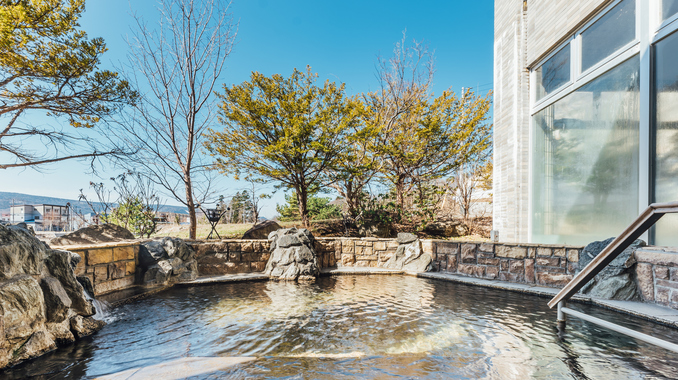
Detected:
[531,39,575,109]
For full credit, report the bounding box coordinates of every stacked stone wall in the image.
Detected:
[189,240,271,275]
[66,243,138,296]
[635,248,678,309]
[56,237,678,311]
[425,241,582,288]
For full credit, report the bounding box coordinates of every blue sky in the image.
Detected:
[1,0,494,218]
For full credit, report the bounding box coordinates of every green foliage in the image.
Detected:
[365,88,492,207]
[227,191,253,224]
[79,171,161,238]
[276,192,341,222]
[205,66,361,227]
[104,197,157,238]
[0,0,136,168]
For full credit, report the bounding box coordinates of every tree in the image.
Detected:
[205,67,361,228]
[79,171,163,237]
[325,112,381,219]
[276,192,342,222]
[245,178,270,224]
[108,0,237,239]
[365,35,492,209]
[227,190,252,224]
[0,0,135,169]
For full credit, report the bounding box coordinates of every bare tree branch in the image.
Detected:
[106,0,237,239]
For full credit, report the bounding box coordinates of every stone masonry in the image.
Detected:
[63,243,138,296]
[55,236,678,311]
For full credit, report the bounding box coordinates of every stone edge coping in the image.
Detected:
[174,273,270,287]
[635,247,678,266]
[320,267,404,275]
[51,239,150,251]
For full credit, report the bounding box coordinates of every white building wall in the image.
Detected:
[493,0,612,242]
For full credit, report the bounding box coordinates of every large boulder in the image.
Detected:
[45,250,95,316]
[0,225,48,279]
[384,233,432,272]
[578,237,645,300]
[242,220,281,239]
[39,277,72,323]
[49,223,135,246]
[0,224,105,369]
[265,228,319,281]
[138,237,197,285]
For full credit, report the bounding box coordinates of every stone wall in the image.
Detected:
[189,240,271,275]
[635,247,678,309]
[313,238,583,289]
[424,240,582,288]
[56,237,678,311]
[59,243,138,296]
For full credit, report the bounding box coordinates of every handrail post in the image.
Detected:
[557,300,567,334]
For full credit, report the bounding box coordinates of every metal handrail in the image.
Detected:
[548,201,678,353]
[548,201,678,309]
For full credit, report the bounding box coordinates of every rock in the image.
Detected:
[278,234,301,248]
[69,315,104,339]
[39,276,72,323]
[143,260,173,285]
[264,228,319,281]
[139,241,169,268]
[396,233,418,244]
[0,276,46,347]
[578,237,645,300]
[13,330,56,363]
[68,251,82,269]
[242,220,282,239]
[138,238,197,285]
[0,224,107,369]
[45,250,95,317]
[49,223,135,246]
[173,260,198,282]
[162,237,193,261]
[46,320,75,346]
[423,221,469,237]
[77,276,95,297]
[384,236,432,272]
[0,225,48,280]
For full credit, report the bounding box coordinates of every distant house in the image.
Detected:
[10,204,70,231]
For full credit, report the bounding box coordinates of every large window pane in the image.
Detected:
[663,0,678,22]
[581,0,635,72]
[535,44,570,101]
[532,57,640,245]
[653,31,678,246]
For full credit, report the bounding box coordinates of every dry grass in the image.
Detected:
[152,221,300,240]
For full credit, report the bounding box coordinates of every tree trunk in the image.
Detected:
[395,175,406,208]
[296,186,310,228]
[184,174,197,240]
[345,180,359,219]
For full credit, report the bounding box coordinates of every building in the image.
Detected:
[10,204,70,231]
[494,0,678,246]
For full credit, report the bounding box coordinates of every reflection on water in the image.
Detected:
[4,276,678,379]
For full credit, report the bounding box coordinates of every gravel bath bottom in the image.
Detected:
[4,275,678,379]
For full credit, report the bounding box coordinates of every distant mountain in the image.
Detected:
[0,192,188,215]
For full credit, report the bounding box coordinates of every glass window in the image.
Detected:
[653,31,678,246]
[535,44,571,101]
[581,0,635,72]
[663,0,678,21]
[532,57,640,245]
